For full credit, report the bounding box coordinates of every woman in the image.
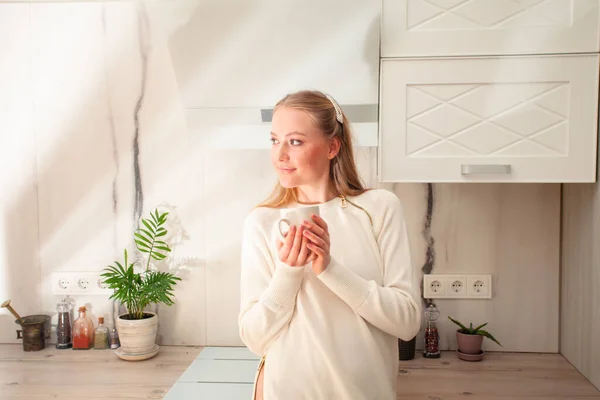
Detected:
[238,90,422,399]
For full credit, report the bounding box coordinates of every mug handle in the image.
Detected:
[277,218,291,242]
[16,330,22,339]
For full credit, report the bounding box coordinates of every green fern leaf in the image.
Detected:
[142,219,155,232]
[134,233,152,245]
[138,228,153,239]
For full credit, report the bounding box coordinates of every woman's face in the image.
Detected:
[270,106,337,190]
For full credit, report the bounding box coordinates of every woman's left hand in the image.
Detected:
[302,214,331,275]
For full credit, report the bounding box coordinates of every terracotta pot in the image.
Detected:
[116,312,158,355]
[456,331,483,354]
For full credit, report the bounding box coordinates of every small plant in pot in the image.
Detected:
[101,209,181,360]
[448,316,502,362]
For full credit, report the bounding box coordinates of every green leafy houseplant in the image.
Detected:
[448,316,502,347]
[101,209,181,320]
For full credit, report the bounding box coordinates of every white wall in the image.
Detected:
[0,0,560,353]
[0,4,42,346]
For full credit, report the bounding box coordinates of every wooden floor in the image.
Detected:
[1,344,599,399]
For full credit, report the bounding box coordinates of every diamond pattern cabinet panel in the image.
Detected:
[379,55,599,182]
[382,0,600,56]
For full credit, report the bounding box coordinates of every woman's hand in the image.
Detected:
[276,225,312,267]
[302,215,331,275]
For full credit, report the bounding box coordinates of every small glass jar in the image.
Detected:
[109,328,120,349]
[93,317,109,349]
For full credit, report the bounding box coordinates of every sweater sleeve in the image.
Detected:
[316,194,422,340]
[238,212,305,356]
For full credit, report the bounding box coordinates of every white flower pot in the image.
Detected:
[116,312,158,355]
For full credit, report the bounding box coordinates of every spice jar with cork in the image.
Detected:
[94,317,109,349]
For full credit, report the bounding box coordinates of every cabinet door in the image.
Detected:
[382,0,600,57]
[379,55,599,182]
[166,0,381,149]
[169,0,380,109]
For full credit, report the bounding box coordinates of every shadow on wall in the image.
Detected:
[4,0,385,346]
[2,1,201,337]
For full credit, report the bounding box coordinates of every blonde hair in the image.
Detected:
[258,90,368,209]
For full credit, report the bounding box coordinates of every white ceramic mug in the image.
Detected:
[276,205,320,241]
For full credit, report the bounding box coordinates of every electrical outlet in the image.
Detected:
[423,274,492,299]
[97,277,109,289]
[467,275,492,298]
[427,279,444,297]
[78,278,90,290]
[423,275,446,297]
[51,272,112,296]
[58,278,70,291]
[446,277,467,297]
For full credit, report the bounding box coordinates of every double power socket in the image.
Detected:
[423,274,492,299]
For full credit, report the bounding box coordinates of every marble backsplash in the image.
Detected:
[0,0,559,352]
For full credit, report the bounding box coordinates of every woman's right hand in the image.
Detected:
[276,225,312,267]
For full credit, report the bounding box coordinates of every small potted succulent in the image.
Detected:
[448,316,502,361]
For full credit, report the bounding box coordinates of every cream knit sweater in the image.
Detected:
[238,189,422,399]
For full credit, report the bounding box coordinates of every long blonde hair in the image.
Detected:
[258,90,368,208]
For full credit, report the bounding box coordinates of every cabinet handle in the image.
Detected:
[461,164,511,175]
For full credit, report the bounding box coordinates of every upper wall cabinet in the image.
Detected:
[382,0,600,57]
[163,0,381,150]
[379,54,599,182]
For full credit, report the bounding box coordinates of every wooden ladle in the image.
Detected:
[1,300,24,324]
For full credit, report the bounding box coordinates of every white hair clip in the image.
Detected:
[325,93,343,124]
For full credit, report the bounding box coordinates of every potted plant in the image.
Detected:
[448,316,502,361]
[101,209,181,360]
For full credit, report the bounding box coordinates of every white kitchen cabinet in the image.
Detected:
[382,0,600,57]
[379,54,599,182]
[165,0,381,149]
[169,0,380,109]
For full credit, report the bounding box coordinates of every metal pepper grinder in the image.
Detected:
[56,297,73,349]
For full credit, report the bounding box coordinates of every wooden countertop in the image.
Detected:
[1,344,599,399]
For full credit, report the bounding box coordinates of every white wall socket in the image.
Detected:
[423,274,492,299]
[51,272,113,296]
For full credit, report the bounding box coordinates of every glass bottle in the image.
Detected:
[72,306,92,350]
[86,309,95,348]
[109,328,120,349]
[55,298,73,349]
[423,303,441,358]
[94,317,109,349]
